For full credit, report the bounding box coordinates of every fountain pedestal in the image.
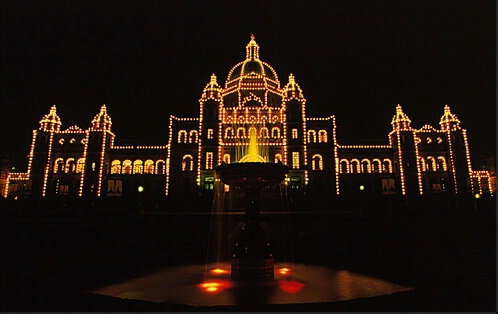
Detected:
[216,162,288,281]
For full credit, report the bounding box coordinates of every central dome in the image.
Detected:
[226,34,279,83]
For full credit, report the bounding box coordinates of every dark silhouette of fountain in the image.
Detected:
[215,161,289,281]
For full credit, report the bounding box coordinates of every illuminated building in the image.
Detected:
[4,35,493,208]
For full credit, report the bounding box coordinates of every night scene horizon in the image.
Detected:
[0,0,495,312]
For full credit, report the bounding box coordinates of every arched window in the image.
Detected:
[156,160,165,174]
[418,156,426,172]
[271,127,280,138]
[237,127,246,138]
[437,156,447,171]
[361,159,371,173]
[224,127,234,138]
[312,154,323,170]
[144,160,154,174]
[76,158,85,173]
[318,130,328,143]
[189,130,198,143]
[133,160,143,174]
[350,159,360,173]
[275,153,282,163]
[340,159,349,173]
[260,127,269,138]
[372,159,381,173]
[223,154,231,164]
[182,155,193,171]
[382,159,392,173]
[427,156,436,172]
[111,160,121,174]
[122,160,132,174]
[65,158,76,173]
[178,130,187,143]
[307,130,317,143]
[54,158,64,173]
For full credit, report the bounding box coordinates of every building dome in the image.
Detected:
[223,34,282,107]
[226,34,279,83]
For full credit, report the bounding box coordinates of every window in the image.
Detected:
[307,130,316,143]
[189,130,198,143]
[54,158,64,173]
[133,160,143,174]
[77,158,85,173]
[144,160,154,174]
[111,160,121,174]
[350,159,360,173]
[275,154,282,163]
[292,152,299,169]
[237,127,246,138]
[178,130,187,143]
[318,130,327,143]
[182,155,193,171]
[207,129,214,139]
[260,127,269,138]
[271,127,280,139]
[224,127,234,138]
[64,158,76,173]
[427,156,436,171]
[382,159,392,173]
[437,156,447,171]
[122,160,132,174]
[372,159,381,173]
[418,157,426,172]
[292,128,298,139]
[156,160,165,174]
[361,159,370,173]
[312,154,323,170]
[340,159,349,173]
[223,154,230,164]
[206,152,214,170]
[290,176,301,190]
[204,176,215,190]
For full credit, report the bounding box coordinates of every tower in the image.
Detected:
[198,73,222,192]
[283,73,307,190]
[81,105,114,197]
[439,104,471,193]
[389,104,419,196]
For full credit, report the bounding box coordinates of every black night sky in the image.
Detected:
[1,0,495,165]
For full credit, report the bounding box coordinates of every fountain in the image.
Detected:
[92,127,413,308]
[216,161,288,280]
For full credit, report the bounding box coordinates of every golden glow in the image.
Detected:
[277,267,293,275]
[197,280,232,294]
[210,268,230,275]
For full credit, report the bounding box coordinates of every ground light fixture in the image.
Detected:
[138,186,144,193]
[359,185,365,191]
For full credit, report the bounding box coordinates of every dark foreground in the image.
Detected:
[0,203,495,312]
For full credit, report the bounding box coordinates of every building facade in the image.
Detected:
[4,36,493,210]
